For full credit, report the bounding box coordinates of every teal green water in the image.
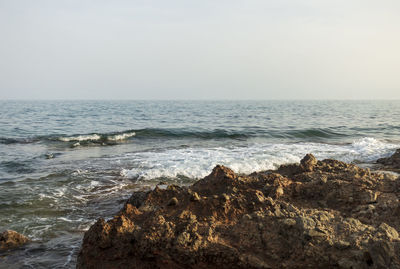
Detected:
[0,100,399,268]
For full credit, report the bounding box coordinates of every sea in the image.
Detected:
[0,100,399,268]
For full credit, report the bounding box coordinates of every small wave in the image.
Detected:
[282,128,348,139]
[131,127,347,141]
[0,128,247,146]
[1,160,35,174]
[0,130,137,146]
[134,128,248,140]
[57,131,136,145]
[0,137,37,144]
[107,132,136,141]
[0,137,20,144]
[59,134,102,142]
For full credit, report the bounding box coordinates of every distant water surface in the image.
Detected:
[0,100,399,268]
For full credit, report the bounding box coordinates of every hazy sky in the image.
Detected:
[0,0,399,100]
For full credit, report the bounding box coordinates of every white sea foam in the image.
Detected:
[59,134,101,142]
[349,137,395,161]
[59,132,136,142]
[121,137,399,181]
[107,132,136,141]
[58,217,84,223]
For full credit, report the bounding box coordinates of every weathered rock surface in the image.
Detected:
[0,230,29,251]
[377,149,400,171]
[78,155,400,269]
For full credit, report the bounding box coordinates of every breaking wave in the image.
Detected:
[58,132,136,143]
[120,137,399,181]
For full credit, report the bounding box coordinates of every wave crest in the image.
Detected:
[58,134,102,142]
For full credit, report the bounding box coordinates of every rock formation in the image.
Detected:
[78,153,400,269]
[377,149,400,171]
[0,230,29,251]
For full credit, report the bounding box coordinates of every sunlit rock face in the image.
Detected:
[78,153,400,269]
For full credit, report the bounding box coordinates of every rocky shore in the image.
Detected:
[77,151,400,269]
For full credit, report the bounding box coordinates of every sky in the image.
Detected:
[0,0,399,100]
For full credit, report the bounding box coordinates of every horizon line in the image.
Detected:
[1,98,400,102]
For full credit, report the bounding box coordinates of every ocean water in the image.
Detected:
[0,100,399,268]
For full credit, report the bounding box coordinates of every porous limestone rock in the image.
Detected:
[78,155,400,269]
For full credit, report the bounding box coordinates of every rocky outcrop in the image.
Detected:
[377,149,400,171]
[78,155,400,269]
[0,230,29,251]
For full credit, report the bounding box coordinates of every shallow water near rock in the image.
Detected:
[0,100,400,268]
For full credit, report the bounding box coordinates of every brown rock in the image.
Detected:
[377,149,400,170]
[77,154,400,269]
[300,153,318,172]
[0,230,29,250]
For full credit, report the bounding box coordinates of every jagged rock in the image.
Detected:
[300,153,318,172]
[78,155,400,269]
[0,230,29,250]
